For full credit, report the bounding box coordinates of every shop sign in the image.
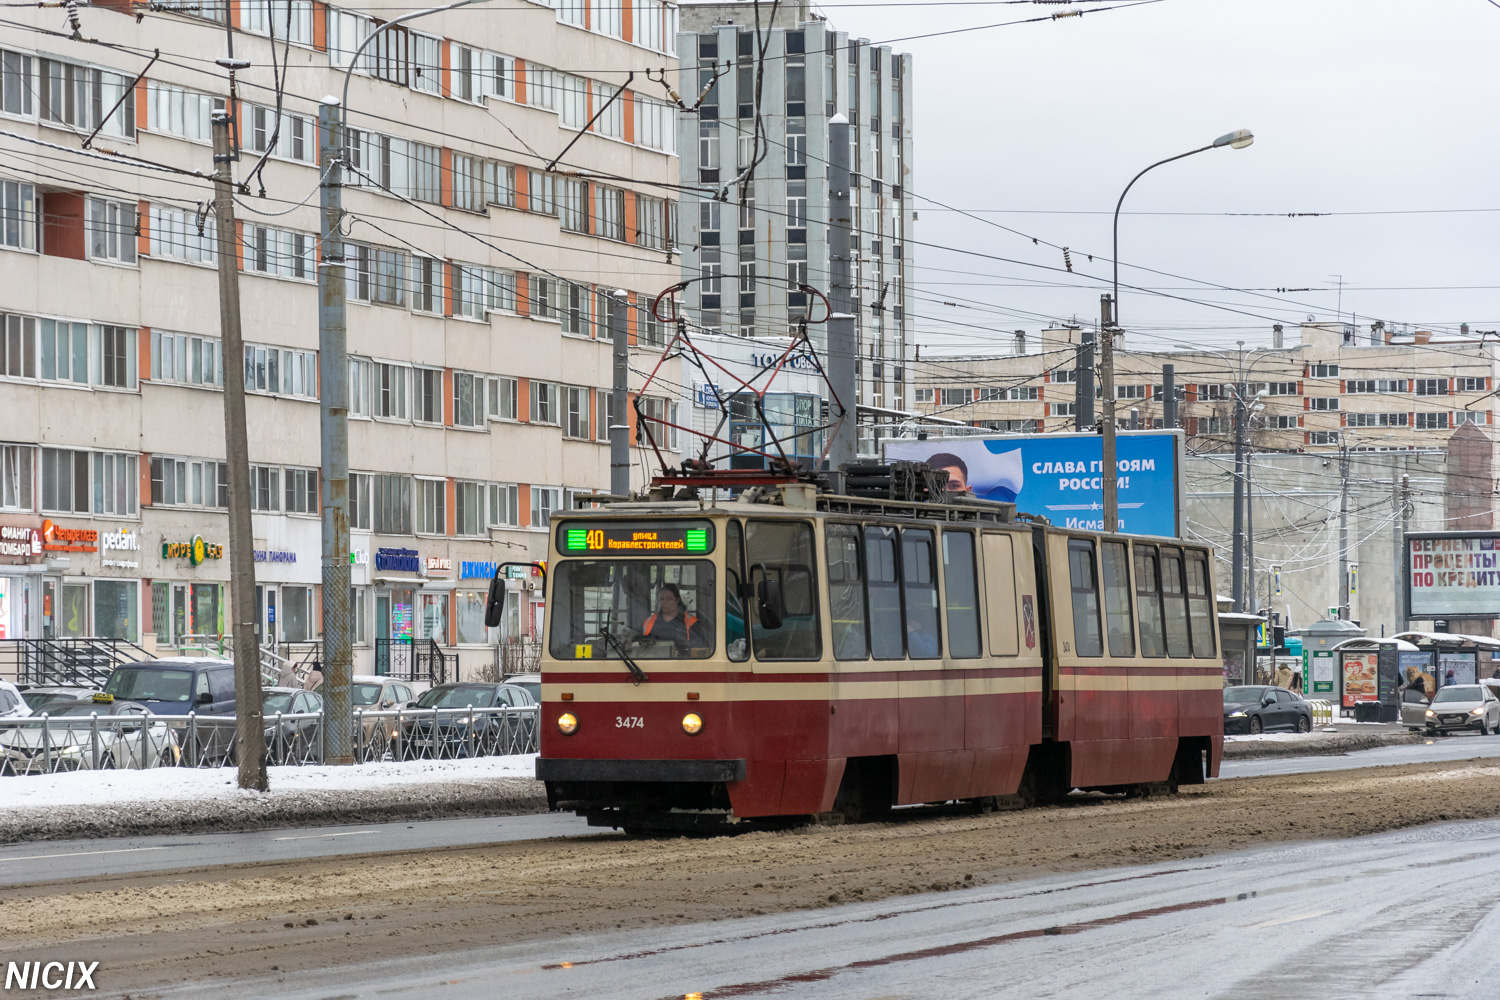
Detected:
[749,351,819,372]
[461,560,499,580]
[100,528,140,569]
[350,549,369,566]
[41,519,98,553]
[254,549,297,564]
[162,535,224,565]
[375,547,420,573]
[0,525,42,561]
[425,556,452,575]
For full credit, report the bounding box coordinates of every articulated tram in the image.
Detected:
[517,477,1223,831]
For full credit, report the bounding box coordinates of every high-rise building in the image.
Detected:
[675,2,914,457]
[0,0,685,679]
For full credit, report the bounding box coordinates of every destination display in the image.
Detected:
[559,522,714,555]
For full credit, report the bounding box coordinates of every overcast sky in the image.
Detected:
[821,0,1500,354]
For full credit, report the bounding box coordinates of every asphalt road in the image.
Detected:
[150,815,1500,1000]
[6,736,1500,887]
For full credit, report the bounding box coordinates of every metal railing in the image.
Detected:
[0,638,154,687]
[0,705,538,776]
[374,638,455,685]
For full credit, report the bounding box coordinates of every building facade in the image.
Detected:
[675,2,914,456]
[0,0,686,678]
[908,323,1499,455]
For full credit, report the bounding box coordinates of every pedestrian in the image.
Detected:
[1445,668,1457,687]
[1274,663,1293,689]
[1289,671,1303,695]
[1491,666,1500,680]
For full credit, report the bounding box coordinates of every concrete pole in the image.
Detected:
[1338,446,1350,619]
[1230,382,1247,613]
[1162,363,1176,429]
[609,289,631,496]
[210,111,268,790]
[1245,449,1256,613]
[1076,330,1095,431]
[1392,463,1404,635]
[826,114,857,472]
[1099,295,1117,532]
[1400,471,1411,632]
[318,100,353,764]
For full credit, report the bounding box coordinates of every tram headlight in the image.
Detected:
[681,713,703,735]
[557,713,579,735]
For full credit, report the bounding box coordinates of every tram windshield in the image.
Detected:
[549,560,717,660]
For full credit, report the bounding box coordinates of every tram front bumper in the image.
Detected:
[536,758,747,783]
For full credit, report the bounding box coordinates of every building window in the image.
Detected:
[375,362,409,419]
[488,482,519,527]
[634,95,674,152]
[595,388,615,440]
[1265,381,1298,395]
[1309,397,1339,411]
[1455,410,1481,425]
[1273,415,1299,429]
[454,263,516,318]
[0,177,37,251]
[1116,384,1147,400]
[85,197,137,265]
[594,185,625,240]
[451,153,483,212]
[150,456,226,508]
[1458,377,1486,392]
[147,330,222,388]
[244,225,313,280]
[591,79,624,137]
[564,385,589,439]
[453,372,486,429]
[149,205,217,264]
[282,467,317,514]
[145,81,218,141]
[530,380,558,424]
[1,443,33,511]
[413,367,442,424]
[415,478,445,534]
[1,49,36,117]
[1309,430,1340,444]
[559,178,588,233]
[250,465,281,511]
[594,0,623,38]
[557,73,587,129]
[1416,412,1449,430]
[455,481,485,536]
[529,485,561,528]
[243,0,313,44]
[561,282,593,336]
[246,104,314,163]
[1415,378,1448,396]
[244,344,316,399]
[913,388,934,403]
[366,473,411,533]
[527,169,556,216]
[1308,363,1339,378]
[487,375,518,421]
[36,58,135,138]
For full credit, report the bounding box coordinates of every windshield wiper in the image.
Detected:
[598,629,649,685]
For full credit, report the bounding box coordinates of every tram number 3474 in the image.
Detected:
[615,716,646,729]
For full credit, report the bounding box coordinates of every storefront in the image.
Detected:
[152,530,227,645]
[249,515,321,645]
[0,516,44,639]
[24,518,146,643]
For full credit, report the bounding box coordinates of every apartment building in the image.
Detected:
[675,1,914,456]
[0,0,685,677]
[908,323,1498,455]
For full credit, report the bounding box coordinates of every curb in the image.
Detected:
[1222,731,1422,761]
[0,777,550,846]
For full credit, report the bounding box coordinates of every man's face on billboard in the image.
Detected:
[939,464,970,493]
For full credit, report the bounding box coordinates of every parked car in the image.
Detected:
[1223,685,1313,734]
[100,658,237,716]
[0,680,31,721]
[20,686,101,713]
[1421,684,1500,736]
[1401,686,1433,730]
[0,695,179,773]
[345,676,418,760]
[262,688,324,762]
[502,672,541,703]
[403,683,537,758]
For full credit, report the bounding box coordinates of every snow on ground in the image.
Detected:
[0,754,538,811]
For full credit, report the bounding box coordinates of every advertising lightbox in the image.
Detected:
[884,431,1183,537]
[1406,531,1500,618]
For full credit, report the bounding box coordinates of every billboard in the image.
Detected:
[1407,532,1500,617]
[885,431,1182,537]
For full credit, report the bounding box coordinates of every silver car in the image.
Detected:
[1422,684,1500,736]
[0,697,180,773]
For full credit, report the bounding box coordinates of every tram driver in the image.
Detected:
[632,582,709,653]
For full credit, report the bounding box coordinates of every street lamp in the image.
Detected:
[1099,129,1255,533]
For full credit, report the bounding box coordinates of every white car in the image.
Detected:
[0,680,31,720]
[0,697,179,773]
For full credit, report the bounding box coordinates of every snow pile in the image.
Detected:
[0,754,538,811]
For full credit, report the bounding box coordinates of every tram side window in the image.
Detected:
[1101,541,1135,657]
[1185,549,1217,657]
[865,526,905,659]
[941,530,981,658]
[1067,539,1103,657]
[726,520,748,662]
[746,520,821,660]
[1134,544,1166,657]
[902,528,942,659]
[1160,548,1192,658]
[826,523,869,660]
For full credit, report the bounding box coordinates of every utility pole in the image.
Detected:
[1098,294,1117,531]
[826,114,858,473]
[1338,446,1350,619]
[318,100,353,765]
[1392,463,1404,636]
[210,110,267,790]
[1161,363,1176,430]
[1230,372,1247,612]
[1399,470,1412,632]
[1076,330,1095,431]
[609,289,631,496]
[1245,447,1256,612]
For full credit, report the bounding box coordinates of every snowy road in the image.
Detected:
[155,816,1500,1000]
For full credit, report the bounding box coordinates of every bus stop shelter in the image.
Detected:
[1330,636,1419,722]
[1391,631,1500,695]
[1218,612,1265,687]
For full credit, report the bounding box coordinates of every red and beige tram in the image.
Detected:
[512,479,1223,830]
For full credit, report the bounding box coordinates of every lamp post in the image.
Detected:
[1100,129,1254,533]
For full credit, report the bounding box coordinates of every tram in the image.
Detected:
[492,470,1224,832]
